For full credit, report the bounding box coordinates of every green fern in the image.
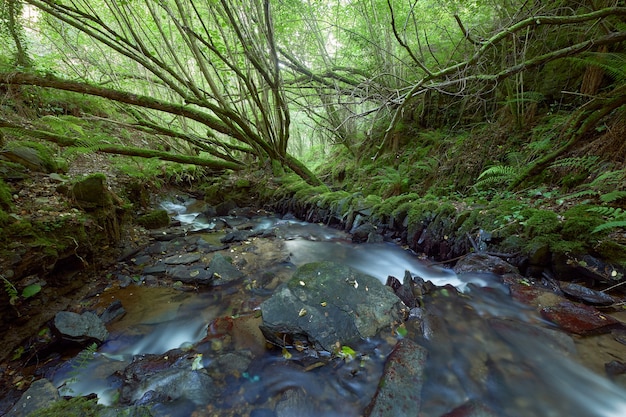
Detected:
[549,156,599,171]
[593,220,626,234]
[600,191,626,204]
[568,52,626,84]
[1,275,18,305]
[561,189,599,201]
[587,206,624,217]
[588,206,626,233]
[589,170,626,190]
[475,165,519,189]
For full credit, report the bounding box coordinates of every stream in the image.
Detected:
[45,197,626,416]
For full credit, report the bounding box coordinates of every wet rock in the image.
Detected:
[352,223,377,243]
[387,272,417,308]
[163,253,202,265]
[365,338,427,417]
[559,282,615,305]
[54,311,109,343]
[208,253,244,285]
[454,253,520,277]
[540,301,624,335]
[166,265,213,285]
[275,389,318,417]
[216,199,237,216]
[440,400,498,417]
[6,378,59,417]
[142,263,166,275]
[130,368,217,407]
[221,230,253,243]
[260,261,407,351]
[100,300,126,324]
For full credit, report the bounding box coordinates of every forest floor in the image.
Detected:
[0,151,151,364]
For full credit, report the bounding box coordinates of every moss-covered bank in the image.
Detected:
[254,173,625,286]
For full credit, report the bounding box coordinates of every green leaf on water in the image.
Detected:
[22,284,41,299]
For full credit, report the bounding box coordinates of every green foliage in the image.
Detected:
[587,206,626,234]
[29,396,104,417]
[549,156,599,172]
[22,283,41,299]
[1,274,18,305]
[0,178,13,211]
[474,165,519,189]
[568,52,626,84]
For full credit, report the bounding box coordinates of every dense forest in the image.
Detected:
[1,0,625,288]
[2,0,626,303]
[2,0,626,415]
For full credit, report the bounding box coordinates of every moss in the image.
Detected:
[72,173,112,208]
[594,240,626,263]
[5,140,59,172]
[137,209,170,229]
[523,210,561,238]
[235,178,251,188]
[29,396,105,417]
[0,179,12,210]
[561,205,603,241]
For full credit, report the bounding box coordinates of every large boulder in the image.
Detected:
[260,261,407,351]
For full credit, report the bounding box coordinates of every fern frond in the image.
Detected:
[587,206,625,218]
[549,156,598,171]
[568,52,626,83]
[477,165,517,180]
[561,189,599,200]
[592,220,626,234]
[475,165,519,189]
[589,170,625,189]
[600,191,626,204]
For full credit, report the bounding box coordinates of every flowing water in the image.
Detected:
[50,199,626,416]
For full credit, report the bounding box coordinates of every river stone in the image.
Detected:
[365,338,427,417]
[208,253,244,285]
[540,301,623,335]
[6,378,59,417]
[163,253,202,265]
[54,311,109,342]
[559,282,615,305]
[166,265,213,284]
[260,261,407,351]
[131,368,216,406]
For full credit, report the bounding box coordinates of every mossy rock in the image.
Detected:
[594,240,626,263]
[72,174,112,208]
[524,210,561,238]
[2,140,59,173]
[561,205,603,241]
[137,209,170,229]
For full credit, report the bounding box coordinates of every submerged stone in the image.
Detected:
[540,301,623,335]
[365,338,427,417]
[260,261,407,351]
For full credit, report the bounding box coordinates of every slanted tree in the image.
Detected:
[0,0,322,184]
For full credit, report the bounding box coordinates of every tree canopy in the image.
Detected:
[0,0,625,184]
